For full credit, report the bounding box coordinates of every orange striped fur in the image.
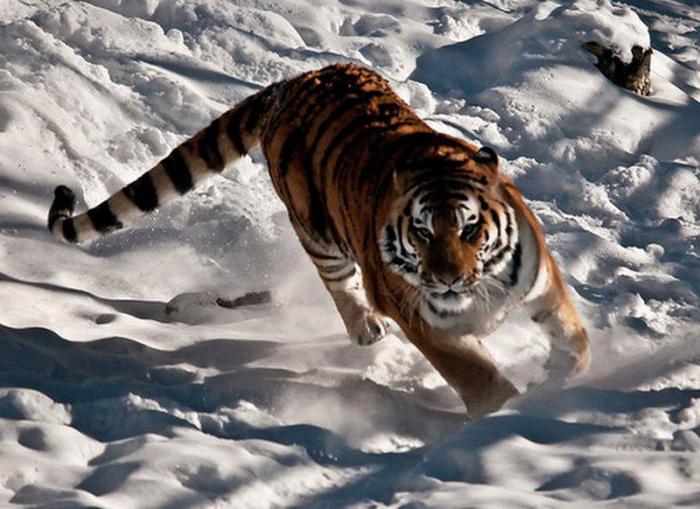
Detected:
[48,64,590,418]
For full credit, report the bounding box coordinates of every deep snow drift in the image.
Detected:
[0,0,699,507]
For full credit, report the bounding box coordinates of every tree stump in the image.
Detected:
[583,42,652,95]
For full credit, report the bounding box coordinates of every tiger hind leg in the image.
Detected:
[304,242,388,346]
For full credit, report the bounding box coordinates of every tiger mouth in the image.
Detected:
[423,296,473,318]
[422,287,474,317]
[430,288,471,298]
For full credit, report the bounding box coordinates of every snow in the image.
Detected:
[0,0,699,507]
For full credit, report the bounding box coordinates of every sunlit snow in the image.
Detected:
[0,0,699,507]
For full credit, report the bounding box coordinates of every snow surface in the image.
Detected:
[0,0,699,507]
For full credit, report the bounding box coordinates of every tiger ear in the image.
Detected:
[473,146,499,176]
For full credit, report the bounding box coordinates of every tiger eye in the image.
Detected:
[460,223,479,241]
[410,220,433,243]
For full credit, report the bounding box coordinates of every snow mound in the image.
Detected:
[413,0,700,167]
[415,0,650,93]
[558,0,650,63]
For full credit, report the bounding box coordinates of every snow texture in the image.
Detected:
[0,0,699,507]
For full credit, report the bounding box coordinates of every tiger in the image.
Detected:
[48,64,590,418]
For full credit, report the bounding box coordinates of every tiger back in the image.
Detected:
[49,64,590,418]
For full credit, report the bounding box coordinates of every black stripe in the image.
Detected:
[162,149,193,194]
[244,91,267,133]
[308,189,328,236]
[87,202,122,233]
[403,171,477,198]
[277,126,304,176]
[391,132,458,167]
[280,73,351,176]
[307,91,387,156]
[273,72,335,175]
[396,216,406,250]
[319,103,397,174]
[478,195,490,211]
[278,78,355,239]
[198,121,225,171]
[503,209,514,239]
[321,267,356,282]
[402,156,467,176]
[402,175,438,198]
[509,242,522,286]
[320,263,357,279]
[278,111,327,236]
[426,300,450,318]
[422,187,475,205]
[226,109,247,156]
[337,103,406,173]
[282,66,341,114]
[318,261,353,274]
[307,93,369,217]
[319,106,392,174]
[407,179,457,198]
[449,192,472,202]
[48,213,63,231]
[48,185,76,230]
[490,208,501,232]
[390,259,418,274]
[123,173,159,212]
[385,225,396,243]
[369,126,434,195]
[62,219,77,242]
[303,243,343,261]
[484,244,513,272]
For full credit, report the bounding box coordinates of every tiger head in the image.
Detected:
[380,146,519,328]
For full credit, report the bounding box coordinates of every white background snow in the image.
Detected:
[1,0,699,507]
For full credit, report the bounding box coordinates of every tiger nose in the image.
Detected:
[435,273,463,287]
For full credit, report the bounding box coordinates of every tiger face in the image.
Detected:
[380,148,519,327]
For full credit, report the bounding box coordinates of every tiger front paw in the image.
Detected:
[543,342,591,384]
[347,312,388,346]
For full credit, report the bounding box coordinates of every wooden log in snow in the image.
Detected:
[583,42,651,95]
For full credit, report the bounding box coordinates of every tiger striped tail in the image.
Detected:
[48,87,273,243]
